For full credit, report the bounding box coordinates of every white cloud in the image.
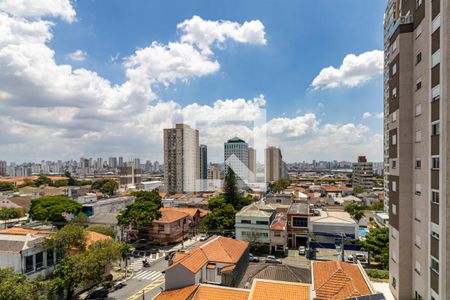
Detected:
[311,50,383,90]
[178,15,266,55]
[362,112,372,119]
[362,112,383,120]
[65,49,87,61]
[375,112,383,119]
[0,0,76,22]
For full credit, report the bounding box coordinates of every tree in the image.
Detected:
[117,201,161,227]
[49,180,68,187]
[130,190,161,206]
[361,227,389,269]
[69,212,89,227]
[0,182,15,191]
[29,196,82,225]
[208,196,226,211]
[269,179,290,193]
[45,224,87,253]
[344,204,366,222]
[87,225,115,238]
[202,203,236,233]
[91,179,118,196]
[0,268,45,300]
[224,169,239,208]
[0,208,22,220]
[34,175,51,187]
[64,171,77,186]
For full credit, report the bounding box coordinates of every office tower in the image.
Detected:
[248,147,256,182]
[0,161,6,176]
[108,157,117,169]
[118,156,124,168]
[199,145,208,190]
[145,160,153,172]
[384,0,444,299]
[96,157,103,170]
[163,124,200,193]
[224,137,249,183]
[352,156,373,191]
[134,158,141,169]
[153,161,161,172]
[265,146,283,182]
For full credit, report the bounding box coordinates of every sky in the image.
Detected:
[0,0,386,164]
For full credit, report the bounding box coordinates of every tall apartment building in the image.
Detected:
[265,146,283,182]
[248,147,256,182]
[199,144,207,191]
[207,164,221,180]
[0,161,6,176]
[163,124,200,193]
[108,157,117,169]
[384,1,446,299]
[352,156,373,191]
[224,137,249,183]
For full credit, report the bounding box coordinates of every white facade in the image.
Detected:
[235,203,273,244]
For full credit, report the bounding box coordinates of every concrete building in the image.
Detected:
[119,165,142,188]
[224,137,249,184]
[286,203,310,249]
[139,181,162,191]
[0,160,6,176]
[248,147,256,182]
[235,203,273,245]
[108,157,117,169]
[384,1,446,299]
[309,210,358,246]
[352,156,373,191]
[164,124,200,193]
[81,196,134,217]
[199,144,207,191]
[265,146,283,182]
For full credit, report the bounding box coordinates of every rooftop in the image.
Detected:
[310,210,356,225]
[270,213,287,231]
[236,203,273,218]
[226,136,246,143]
[249,279,310,300]
[287,203,310,215]
[155,209,190,223]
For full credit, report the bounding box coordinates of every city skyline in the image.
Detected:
[0,0,384,163]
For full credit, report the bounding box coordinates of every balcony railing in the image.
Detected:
[387,15,413,39]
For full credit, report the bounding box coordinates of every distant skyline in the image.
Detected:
[0,0,384,163]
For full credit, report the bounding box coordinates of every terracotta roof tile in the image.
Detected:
[193,285,249,300]
[0,228,51,235]
[85,231,112,247]
[313,261,372,300]
[249,279,310,300]
[160,207,202,218]
[154,285,198,300]
[155,210,189,223]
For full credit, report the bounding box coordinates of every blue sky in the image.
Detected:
[0,0,386,163]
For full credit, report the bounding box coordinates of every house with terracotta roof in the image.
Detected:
[154,279,311,300]
[164,236,249,290]
[0,228,60,279]
[150,209,191,245]
[269,212,287,254]
[312,261,378,300]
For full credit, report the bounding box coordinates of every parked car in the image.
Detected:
[199,234,208,241]
[298,246,306,255]
[249,254,260,262]
[348,253,366,262]
[265,255,282,264]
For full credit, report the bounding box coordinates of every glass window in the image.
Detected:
[46,250,54,266]
[391,134,397,145]
[415,131,422,142]
[292,217,307,227]
[25,255,34,273]
[256,220,268,225]
[274,231,281,237]
[432,122,440,136]
[35,252,44,270]
[431,257,439,273]
[432,85,441,101]
[432,157,440,170]
[415,104,421,116]
[415,23,423,38]
[415,159,421,169]
[241,220,251,224]
[432,191,440,204]
[415,184,421,195]
[416,79,422,90]
[416,51,422,64]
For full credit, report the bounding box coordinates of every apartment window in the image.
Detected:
[415,23,423,38]
[431,257,439,274]
[25,255,34,273]
[415,183,422,195]
[35,252,44,270]
[274,231,281,237]
[415,234,421,248]
[432,85,441,101]
[432,190,440,204]
[431,122,440,136]
[414,261,421,275]
[415,104,422,116]
[391,181,397,192]
[432,156,440,170]
[158,224,164,232]
[431,228,440,240]
[392,87,397,98]
[415,51,422,64]
[415,209,422,222]
[414,291,423,300]
[432,49,441,67]
[241,220,251,224]
[391,134,397,145]
[391,160,397,169]
[46,250,54,267]
[415,131,422,142]
[391,39,397,52]
[415,159,421,169]
[256,220,268,225]
[432,14,441,33]
[392,204,397,215]
[292,217,307,227]
[415,0,422,8]
[391,111,397,122]
[415,78,422,90]
[392,249,398,263]
[391,63,397,76]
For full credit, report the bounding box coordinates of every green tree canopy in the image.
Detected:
[344,203,366,222]
[117,201,161,227]
[0,182,15,191]
[361,227,389,270]
[45,223,87,253]
[202,203,236,232]
[352,186,364,194]
[224,169,239,208]
[29,196,82,224]
[34,175,51,187]
[91,179,118,196]
[130,190,161,205]
[0,268,44,300]
[0,208,22,220]
[269,179,291,193]
[87,225,115,238]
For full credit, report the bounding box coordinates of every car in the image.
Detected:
[348,253,366,262]
[265,255,282,264]
[298,246,306,255]
[249,254,260,262]
[85,288,109,299]
[199,235,208,241]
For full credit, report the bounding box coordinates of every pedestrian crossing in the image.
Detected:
[129,252,166,271]
[134,270,163,281]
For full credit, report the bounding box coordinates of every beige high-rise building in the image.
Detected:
[352,156,373,191]
[248,147,256,182]
[265,146,283,182]
[384,1,446,299]
[163,124,200,193]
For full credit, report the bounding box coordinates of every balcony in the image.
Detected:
[387,15,413,39]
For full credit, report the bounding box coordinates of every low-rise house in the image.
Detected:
[0,228,60,279]
[164,236,249,290]
[160,207,207,227]
[269,213,287,254]
[150,209,190,245]
[312,261,378,299]
[332,195,362,206]
[265,193,293,205]
[235,203,273,246]
[309,210,358,246]
[0,195,33,214]
[77,193,97,204]
[155,279,311,300]
[81,196,135,217]
[374,211,389,228]
[139,181,162,191]
[287,203,310,249]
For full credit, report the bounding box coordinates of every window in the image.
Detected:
[391,63,397,76]
[415,234,421,248]
[415,183,421,195]
[276,245,284,251]
[256,220,268,225]
[391,134,397,145]
[47,250,54,267]
[274,231,281,237]
[431,228,440,240]
[415,131,422,142]
[431,257,439,274]
[25,255,34,273]
[158,224,164,232]
[392,160,397,169]
[432,190,440,204]
[415,104,422,116]
[392,249,398,263]
[391,111,397,122]
[392,204,397,215]
[432,122,440,136]
[415,0,422,8]
[432,85,441,101]
[292,217,307,227]
[415,159,421,169]
[35,252,44,270]
[392,276,397,289]
[432,156,440,170]
[391,39,397,52]
[416,51,422,64]
[392,87,397,98]
[432,49,441,67]
[415,23,423,38]
[415,209,422,222]
[416,78,422,90]
[414,291,423,300]
[432,14,441,33]
[217,267,221,276]
[391,181,397,192]
[414,260,421,274]
[241,220,251,224]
